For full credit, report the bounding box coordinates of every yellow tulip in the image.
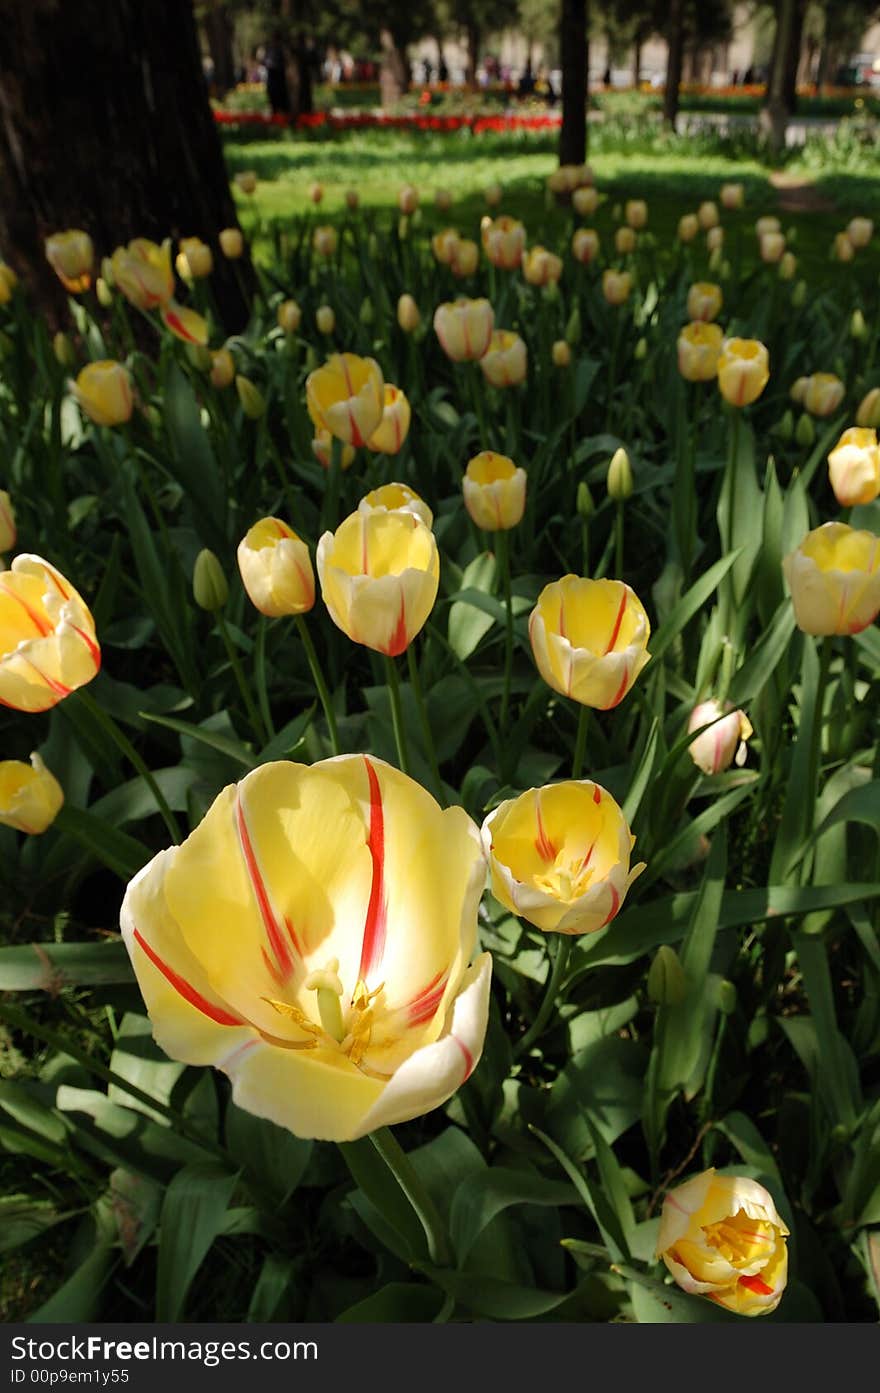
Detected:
[312,430,355,471]
[176,237,213,281]
[71,360,133,427]
[481,780,644,935]
[236,375,265,419]
[0,752,64,834]
[237,517,315,618]
[44,229,94,294]
[657,1169,789,1316]
[847,216,873,249]
[450,238,479,278]
[306,353,384,449]
[120,754,491,1142]
[435,188,453,211]
[462,451,526,531]
[552,340,572,368]
[110,238,174,310]
[755,216,781,238]
[615,226,637,255]
[317,509,439,656]
[678,322,724,382]
[573,185,599,217]
[802,372,844,417]
[833,232,855,263]
[479,330,527,388]
[431,228,461,266]
[277,300,302,335]
[678,214,699,243]
[697,201,719,230]
[313,225,338,258]
[602,270,632,306]
[0,263,18,302]
[359,483,433,529]
[720,183,744,210]
[759,231,785,264]
[625,199,647,229]
[717,338,769,407]
[0,554,100,712]
[219,228,244,259]
[316,304,336,335]
[856,386,880,428]
[398,184,419,215]
[687,700,753,775]
[210,348,235,390]
[366,385,412,455]
[686,282,722,323]
[0,491,16,553]
[783,522,880,635]
[523,246,563,286]
[234,170,257,194]
[396,293,420,333]
[827,428,880,507]
[706,226,724,253]
[482,216,525,270]
[433,298,494,362]
[161,301,209,346]
[572,228,600,264]
[529,575,651,709]
[778,251,797,280]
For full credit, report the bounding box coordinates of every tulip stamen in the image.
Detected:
[703,1213,777,1266]
[305,958,346,1043]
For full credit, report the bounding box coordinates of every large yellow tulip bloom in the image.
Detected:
[827,427,880,507]
[529,575,651,709]
[0,555,100,712]
[717,338,769,407]
[306,353,384,449]
[120,756,491,1142]
[237,517,315,618]
[783,522,880,635]
[433,298,494,362]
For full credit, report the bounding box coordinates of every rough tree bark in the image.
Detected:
[760,0,799,155]
[662,0,685,129]
[560,0,588,166]
[0,0,252,329]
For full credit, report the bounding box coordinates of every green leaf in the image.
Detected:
[156,1164,239,1321]
[140,710,255,767]
[414,1263,574,1320]
[162,362,228,553]
[0,1195,71,1253]
[727,600,796,705]
[448,552,497,659]
[337,1282,448,1322]
[450,1168,577,1265]
[0,940,132,992]
[530,1125,628,1262]
[53,804,150,881]
[26,1239,115,1323]
[650,552,740,665]
[225,1103,312,1206]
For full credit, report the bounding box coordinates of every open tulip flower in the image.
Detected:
[572,186,599,217]
[678,322,724,382]
[431,228,460,265]
[657,1169,789,1316]
[481,215,525,270]
[0,554,100,712]
[433,297,494,362]
[462,451,526,531]
[481,780,644,936]
[359,483,433,529]
[120,755,492,1142]
[0,490,17,554]
[306,353,384,448]
[827,427,880,506]
[366,385,411,455]
[686,281,723,323]
[717,337,769,407]
[571,227,600,264]
[45,229,94,293]
[317,508,439,657]
[71,360,134,426]
[237,518,315,618]
[0,752,64,834]
[479,330,527,388]
[801,372,845,418]
[109,238,174,310]
[529,576,651,709]
[783,521,880,635]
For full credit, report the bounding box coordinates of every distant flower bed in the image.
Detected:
[213,108,563,134]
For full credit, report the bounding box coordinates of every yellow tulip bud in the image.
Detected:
[0,264,17,303]
[481,215,525,270]
[0,490,16,553]
[571,227,600,265]
[778,251,797,281]
[45,229,94,294]
[237,517,315,617]
[720,182,744,210]
[185,342,212,373]
[801,372,844,417]
[313,225,338,258]
[856,386,880,428]
[450,238,479,278]
[759,231,785,264]
[317,509,439,656]
[398,184,419,215]
[462,451,526,531]
[529,576,651,709]
[358,483,433,529]
[827,427,880,507]
[96,277,113,307]
[316,304,335,335]
[647,945,688,1006]
[851,308,868,341]
[706,226,724,253]
[615,226,637,255]
[71,360,133,427]
[110,238,174,310]
[657,1169,789,1316]
[219,228,244,259]
[312,430,355,471]
[602,270,632,306]
[277,299,302,335]
[573,185,599,217]
[625,199,647,229]
[791,279,807,307]
[686,282,723,323]
[687,700,752,775]
[678,214,699,243]
[847,216,873,249]
[717,337,770,407]
[345,188,359,211]
[193,549,228,612]
[306,353,384,448]
[783,521,880,634]
[234,170,257,194]
[53,332,75,368]
[479,330,527,388]
[434,298,494,362]
[366,384,412,455]
[755,216,781,238]
[697,201,719,230]
[431,228,460,266]
[309,181,324,204]
[522,246,563,287]
[0,752,64,834]
[176,237,213,281]
[677,322,723,382]
[236,375,266,419]
[161,301,209,347]
[607,446,633,501]
[397,293,420,334]
[552,339,572,368]
[576,481,595,520]
[210,348,235,390]
[481,780,644,935]
[833,232,855,263]
[0,555,100,712]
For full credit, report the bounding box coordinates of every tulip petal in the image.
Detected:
[222,1036,384,1143]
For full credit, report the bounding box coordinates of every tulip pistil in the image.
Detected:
[702,1212,777,1266]
[305,958,346,1043]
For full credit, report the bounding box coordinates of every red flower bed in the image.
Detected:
[213,109,562,134]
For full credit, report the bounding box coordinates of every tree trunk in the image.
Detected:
[204,0,236,99]
[632,38,642,89]
[0,0,251,329]
[663,0,685,129]
[379,27,408,107]
[760,0,798,154]
[465,22,480,88]
[782,0,806,111]
[560,0,588,165]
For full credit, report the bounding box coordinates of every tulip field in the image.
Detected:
[2,136,880,1328]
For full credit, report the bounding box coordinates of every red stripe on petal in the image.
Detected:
[0,581,53,636]
[385,594,409,656]
[600,883,620,928]
[358,756,387,981]
[738,1275,774,1296]
[235,790,296,981]
[407,971,449,1026]
[133,928,244,1026]
[604,588,627,654]
[452,1033,474,1079]
[534,799,557,861]
[603,666,631,709]
[20,655,72,697]
[71,624,101,670]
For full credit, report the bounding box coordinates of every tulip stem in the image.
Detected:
[614,501,625,579]
[368,1126,452,1268]
[384,655,411,775]
[75,690,181,845]
[406,645,445,804]
[496,529,515,732]
[217,611,269,747]
[255,617,276,742]
[321,436,344,534]
[572,704,590,781]
[515,935,572,1058]
[295,615,341,756]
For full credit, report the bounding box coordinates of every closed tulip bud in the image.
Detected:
[833,231,855,262]
[313,225,338,258]
[277,299,302,334]
[359,482,433,529]
[359,296,374,326]
[776,409,794,441]
[657,1170,789,1315]
[778,251,797,280]
[851,308,868,341]
[795,412,814,447]
[450,238,479,278]
[571,227,600,265]
[827,427,880,506]
[602,270,632,306]
[431,228,460,265]
[366,384,411,454]
[482,215,525,270]
[678,322,723,382]
[717,337,769,407]
[435,188,453,212]
[96,277,113,307]
[847,216,873,249]
[176,236,213,282]
[316,304,336,335]
[573,185,599,217]
[309,181,324,204]
[717,979,737,1014]
[706,225,724,252]
[802,372,844,417]
[397,293,420,333]
[45,229,94,294]
[678,213,699,243]
[236,375,266,419]
[237,517,315,617]
[708,246,723,273]
[784,521,880,634]
[317,508,439,656]
[0,555,100,711]
[71,360,133,426]
[434,297,494,362]
[462,451,526,531]
[791,279,807,306]
[0,264,17,303]
[312,430,355,471]
[397,184,419,215]
[484,182,503,208]
[552,339,572,368]
[110,238,174,310]
[720,182,744,210]
[686,281,723,323]
[697,200,719,230]
[611,203,622,222]
[307,352,384,447]
[210,348,235,389]
[162,301,209,347]
[0,491,14,554]
[481,781,644,936]
[688,699,753,775]
[634,336,648,360]
[615,226,637,255]
[791,376,809,404]
[234,170,257,194]
[755,215,781,238]
[0,752,64,835]
[576,481,595,520]
[523,245,563,287]
[193,548,228,612]
[759,231,785,264]
[856,386,880,428]
[185,342,213,372]
[345,188,359,211]
[52,331,75,368]
[529,576,651,710]
[607,446,633,500]
[647,945,687,1006]
[219,228,244,259]
[479,330,527,388]
[625,199,647,229]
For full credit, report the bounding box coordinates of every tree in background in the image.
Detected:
[662,0,732,128]
[560,0,589,163]
[434,0,513,88]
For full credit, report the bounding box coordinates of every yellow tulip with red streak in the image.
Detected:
[529,576,651,710]
[717,338,769,407]
[45,230,94,294]
[572,228,600,264]
[0,753,64,834]
[110,238,174,310]
[523,246,563,287]
[482,216,525,270]
[783,522,880,635]
[366,385,411,455]
[827,427,880,506]
[237,518,315,618]
[462,452,526,531]
[479,330,527,388]
[71,361,134,426]
[359,483,433,529]
[0,555,100,712]
[306,353,384,449]
[433,298,494,362]
[686,282,722,323]
[802,372,844,418]
[678,323,723,382]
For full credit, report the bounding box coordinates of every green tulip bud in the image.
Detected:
[833,355,846,380]
[851,308,868,341]
[565,304,582,347]
[576,480,595,520]
[96,276,113,307]
[235,374,265,419]
[795,412,815,447]
[193,548,228,612]
[52,331,75,368]
[607,446,633,501]
[634,336,647,361]
[716,979,737,1016]
[775,408,794,441]
[791,280,807,307]
[359,297,375,327]
[543,280,561,305]
[185,342,213,372]
[647,945,688,1006]
[397,216,409,242]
